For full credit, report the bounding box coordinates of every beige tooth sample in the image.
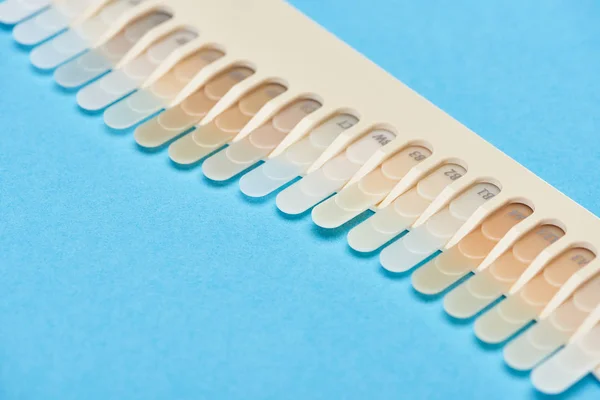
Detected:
[444,224,565,319]
[312,146,431,229]
[133,67,256,148]
[202,99,322,181]
[104,48,225,129]
[411,203,532,295]
[167,83,287,162]
[504,273,600,370]
[474,248,594,344]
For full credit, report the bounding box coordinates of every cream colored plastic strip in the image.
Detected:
[4,0,600,394]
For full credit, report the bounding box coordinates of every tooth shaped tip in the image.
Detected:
[54,52,112,89]
[475,297,536,344]
[276,184,316,215]
[202,149,238,182]
[104,92,163,130]
[504,322,570,371]
[411,259,460,295]
[347,221,392,253]
[379,237,431,273]
[168,134,212,164]
[239,165,281,198]
[311,196,357,229]
[531,359,573,395]
[444,284,484,319]
[12,8,67,45]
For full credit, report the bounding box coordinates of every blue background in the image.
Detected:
[1,0,600,399]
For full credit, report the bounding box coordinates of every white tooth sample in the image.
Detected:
[239,114,358,198]
[0,0,51,25]
[276,129,396,215]
[380,182,500,273]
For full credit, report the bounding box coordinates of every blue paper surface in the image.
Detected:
[1,0,600,399]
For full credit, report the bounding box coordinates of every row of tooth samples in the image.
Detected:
[3,1,599,395]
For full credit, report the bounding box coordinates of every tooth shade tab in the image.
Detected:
[474,247,593,344]
[531,324,600,395]
[0,0,52,25]
[311,145,431,229]
[348,163,467,253]
[444,224,565,319]
[504,273,600,370]
[276,129,397,215]
[13,0,105,45]
[54,10,173,88]
[134,68,265,149]
[103,48,225,130]
[239,113,359,198]
[412,202,533,295]
[379,182,500,273]
[202,99,322,181]
[76,29,199,111]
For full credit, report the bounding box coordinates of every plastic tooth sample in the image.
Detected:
[12,0,96,46]
[347,164,466,252]
[167,83,286,161]
[134,67,258,148]
[531,324,600,395]
[76,29,198,111]
[0,0,51,25]
[312,146,431,229]
[54,9,170,88]
[475,248,595,344]
[202,99,322,181]
[239,114,359,198]
[379,182,501,273]
[29,0,154,70]
[276,129,397,215]
[411,203,533,295]
[443,224,565,319]
[104,49,225,129]
[504,274,600,370]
